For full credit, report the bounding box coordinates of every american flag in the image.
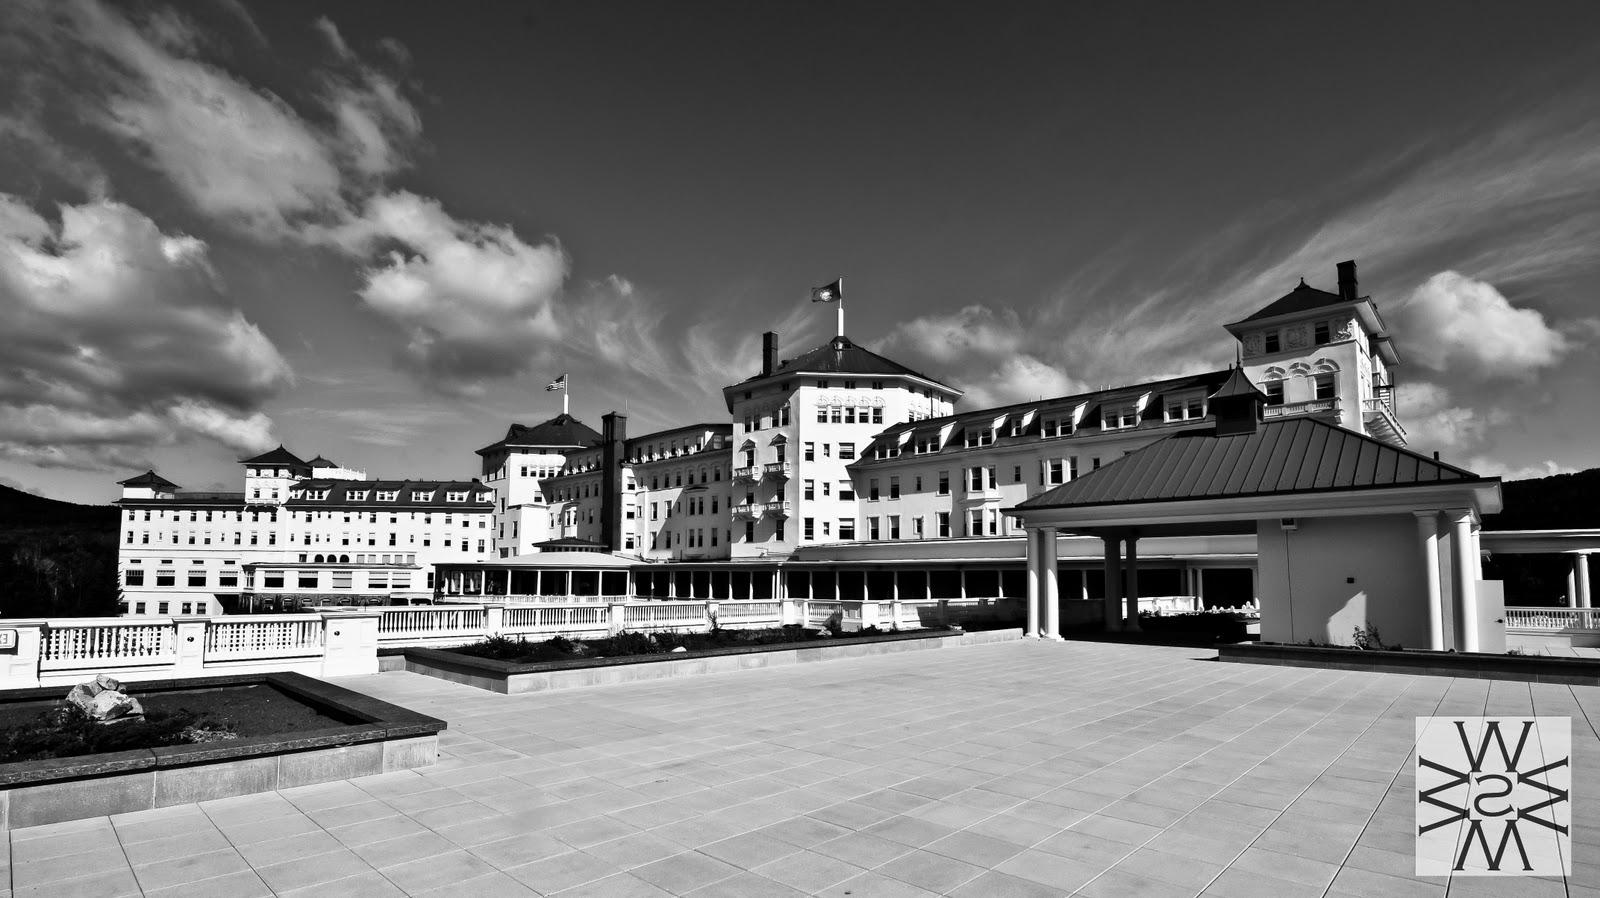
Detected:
[545,374,566,391]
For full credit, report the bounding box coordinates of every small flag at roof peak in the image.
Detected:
[811,279,842,303]
[545,374,566,391]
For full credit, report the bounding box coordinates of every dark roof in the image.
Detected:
[477,414,603,455]
[736,335,954,389]
[1207,366,1266,401]
[861,369,1231,451]
[239,445,307,467]
[1240,280,1350,323]
[116,491,247,507]
[534,537,607,551]
[309,456,340,468]
[118,470,179,489]
[283,479,494,509]
[1019,416,1490,510]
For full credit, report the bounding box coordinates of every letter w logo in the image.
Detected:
[1455,720,1534,772]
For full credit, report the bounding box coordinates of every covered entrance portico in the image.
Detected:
[1011,368,1504,650]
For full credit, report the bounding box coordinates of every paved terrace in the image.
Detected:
[7,640,1599,897]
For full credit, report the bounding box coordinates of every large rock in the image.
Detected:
[65,675,144,723]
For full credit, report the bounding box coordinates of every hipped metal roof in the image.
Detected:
[1018,416,1491,510]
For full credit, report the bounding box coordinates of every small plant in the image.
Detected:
[1506,647,1527,656]
[1351,623,1402,651]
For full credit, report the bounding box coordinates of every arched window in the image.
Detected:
[1261,367,1286,406]
[1287,361,1312,378]
[340,554,350,563]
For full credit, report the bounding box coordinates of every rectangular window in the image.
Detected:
[155,568,176,586]
[889,515,901,539]
[775,520,785,541]
[803,518,814,540]
[332,570,353,589]
[804,442,815,461]
[187,570,206,587]
[838,519,855,540]
[298,572,318,589]
[937,512,951,538]
[1264,330,1280,353]
[803,480,815,500]
[1314,321,1331,345]
[1264,381,1285,405]
[839,442,855,460]
[124,569,145,586]
[264,570,284,588]
[871,407,883,424]
[889,476,899,499]
[1048,459,1064,485]
[1103,404,1137,430]
[937,471,950,495]
[158,602,169,615]
[218,571,238,588]
[970,509,983,537]
[1314,374,1336,400]
[913,516,925,538]
[868,479,879,501]
[868,517,880,540]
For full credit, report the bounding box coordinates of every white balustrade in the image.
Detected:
[717,601,782,628]
[625,602,710,629]
[378,606,487,642]
[205,615,324,661]
[41,620,176,671]
[501,604,610,638]
[1505,607,1600,632]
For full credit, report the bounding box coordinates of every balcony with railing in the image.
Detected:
[731,502,762,520]
[764,500,791,517]
[731,466,762,484]
[763,461,791,480]
[1262,397,1340,421]
[1362,383,1406,445]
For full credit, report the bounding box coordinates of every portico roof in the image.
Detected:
[1018,416,1494,512]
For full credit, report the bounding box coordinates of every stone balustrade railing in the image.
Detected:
[0,596,1031,689]
[1505,607,1600,632]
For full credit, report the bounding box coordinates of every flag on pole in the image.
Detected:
[545,374,567,391]
[811,279,842,303]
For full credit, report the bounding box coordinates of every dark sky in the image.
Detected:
[3,0,1599,500]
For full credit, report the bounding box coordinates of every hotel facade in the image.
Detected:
[117,260,1408,617]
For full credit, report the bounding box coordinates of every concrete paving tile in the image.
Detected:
[351,829,460,868]
[1327,865,1445,897]
[925,829,1028,867]
[814,870,943,897]
[994,848,1103,891]
[861,813,959,847]
[253,849,377,892]
[1065,812,1165,846]
[119,827,233,866]
[631,850,743,894]
[143,868,273,898]
[946,869,1072,897]
[698,831,803,870]
[130,848,251,892]
[812,830,916,868]
[507,850,621,893]
[1077,867,1198,898]
[875,848,987,892]
[327,813,434,847]
[753,848,867,892]
[1226,846,1338,887]
[680,870,809,897]
[11,846,131,883]
[276,870,407,898]
[12,866,141,898]
[381,848,501,892]
[1203,867,1343,898]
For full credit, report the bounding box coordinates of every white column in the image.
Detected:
[1449,510,1480,653]
[1124,534,1141,632]
[892,570,900,602]
[1025,529,1041,638]
[1042,527,1061,640]
[959,568,967,601]
[1578,552,1593,610]
[1569,564,1580,607]
[1415,511,1444,651]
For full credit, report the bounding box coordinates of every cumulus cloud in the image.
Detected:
[1397,271,1569,379]
[869,306,1087,408]
[332,192,568,394]
[0,195,292,468]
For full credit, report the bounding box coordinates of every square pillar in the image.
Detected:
[1102,535,1123,632]
[1449,510,1479,652]
[1041,528,1061,640]
[1414,511,1444,651]
[1024,529,1041,638]
[1124,535,1141,632]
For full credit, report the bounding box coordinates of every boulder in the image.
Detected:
[65,676,144,723]
[670,646,688,653]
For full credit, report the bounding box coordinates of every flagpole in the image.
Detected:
[563,381,569,417]
[837,276,845,337]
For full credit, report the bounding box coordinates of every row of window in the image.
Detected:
[814,406,884,425]
[795,510,1023,542]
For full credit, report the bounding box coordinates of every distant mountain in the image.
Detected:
[1482,467,1600,605]
[0,484,120,618]
[1483,467,1600,531]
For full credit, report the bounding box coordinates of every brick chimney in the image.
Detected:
[600,412,627,552]
[1337,260,1358,302]
[762,332,779,377]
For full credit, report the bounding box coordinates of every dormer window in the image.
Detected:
[1041,417,1073,439]
[1102,404,1138,430]
[446,491,467,502]
[349,491,368,501]
[1164,396,1206,422]
[376,490,398,501]
[964,428,994,448]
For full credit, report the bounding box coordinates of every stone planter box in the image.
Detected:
[1218,642,1600,686]
[0,672,444,830]
[404,627,1022,694]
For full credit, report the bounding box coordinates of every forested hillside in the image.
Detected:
[0,485,120,617]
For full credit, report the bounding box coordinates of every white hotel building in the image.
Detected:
[117,259,1409,614]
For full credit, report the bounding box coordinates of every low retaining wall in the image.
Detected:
[1218,642,1600,686]
[0,672,444,830]
[405,628,1023,694]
